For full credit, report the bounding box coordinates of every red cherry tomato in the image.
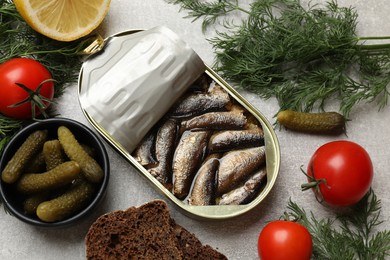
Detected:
[258,220,313,260]
[305,140,373,207]
[0,58,54,119]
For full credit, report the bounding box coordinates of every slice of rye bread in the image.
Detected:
[85,200,227,260]
[173,224,227,260]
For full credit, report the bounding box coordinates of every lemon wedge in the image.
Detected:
[13,0,111,42]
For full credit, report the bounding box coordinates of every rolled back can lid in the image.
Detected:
[78,26,205,153]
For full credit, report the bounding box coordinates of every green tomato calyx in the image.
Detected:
[8,79,55,120]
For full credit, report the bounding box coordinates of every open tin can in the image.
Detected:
[78,26,280,219]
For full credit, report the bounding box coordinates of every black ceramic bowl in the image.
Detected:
[0,118,109,227]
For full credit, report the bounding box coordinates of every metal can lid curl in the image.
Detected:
[79,26,205,153]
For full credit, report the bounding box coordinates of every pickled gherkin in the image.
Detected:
[58,126,103,183]
[1,124,106,223]
[1,130,48,184]
[24,152,46,173]
[16,161,81,194]
[277,110,346,135]
[43,139,65,171]
[81,144,96,157]
[36,180,96,222]
[23,193,49,215]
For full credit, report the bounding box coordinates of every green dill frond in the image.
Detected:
[0,114,22,154]
[286,190,390,259]
[170,0,390,118]
[167,0,249,32]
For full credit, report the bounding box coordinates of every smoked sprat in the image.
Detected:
[133,74,268,205]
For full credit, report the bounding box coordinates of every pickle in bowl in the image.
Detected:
[0,118,109,227]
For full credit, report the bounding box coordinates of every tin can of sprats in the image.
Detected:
[78,26,280,219]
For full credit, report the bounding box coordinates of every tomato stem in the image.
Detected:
[281,211,304,223]
[300,165,330,204]
[8,79,55,120]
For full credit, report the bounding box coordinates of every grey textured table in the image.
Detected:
[1,0,389,259]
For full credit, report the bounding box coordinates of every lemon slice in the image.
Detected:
[14,0,111,42]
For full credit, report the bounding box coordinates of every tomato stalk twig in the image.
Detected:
[8,79,55,120]
[300,164,330,204]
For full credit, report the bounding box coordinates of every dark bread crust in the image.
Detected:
[174,224,227,260]
[85,200,183,259]
[85,200,227,260]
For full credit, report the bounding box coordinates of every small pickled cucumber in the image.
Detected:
[16,161,80,194]
[23,193,49,215]
[24,152,46,173]
[36,180,96,222]
[277,110,346,135]
[1,130,48,184]
[81,144,96,157]
[43,139,65,171]
[58,126,103,183]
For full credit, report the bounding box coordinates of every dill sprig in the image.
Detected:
[0,0,92,154]
[169,0,249,32]
[287,190,390,259]
[169,0,390,117]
